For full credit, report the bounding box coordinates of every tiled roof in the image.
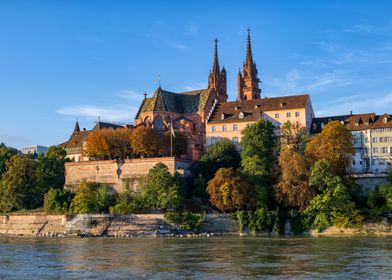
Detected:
[135,87,213,119]
[208,94,310,124]
[311,113,392,133]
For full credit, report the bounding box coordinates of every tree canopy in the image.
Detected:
[130,126,163,158]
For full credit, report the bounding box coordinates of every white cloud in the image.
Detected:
[167,41,188,50]
[344,24,373,34]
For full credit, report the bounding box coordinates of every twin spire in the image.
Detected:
[208,29,261,103]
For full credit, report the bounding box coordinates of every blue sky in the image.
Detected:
[1,0,392,148]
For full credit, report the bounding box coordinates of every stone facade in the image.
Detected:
[64,157,192,192]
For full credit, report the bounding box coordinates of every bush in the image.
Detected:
[114,186,143,214]
[164,212,205,232]
[44,188,74,214]
[236,209,280,235]
[367,183,392,217]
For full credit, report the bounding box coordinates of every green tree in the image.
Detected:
[44,188,74,214]
[70,182,100,214]
[206,167,256,212]
[0,155,38,212]
[0,143,17,178]
[304,161,363,232]
[96,184,112,213]
[198,138,241,181]
[240,119,276,178]
[142,163,183,210]
[114,186,143,214]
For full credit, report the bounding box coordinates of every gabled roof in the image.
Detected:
[135,87,214,119]
[311,113,392,133]
[208,94,310,124]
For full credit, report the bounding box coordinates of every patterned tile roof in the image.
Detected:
[208,94,310,124]
[135,87,213,119]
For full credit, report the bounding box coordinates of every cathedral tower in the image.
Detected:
[237,29,261,101]
[208,38,227,103]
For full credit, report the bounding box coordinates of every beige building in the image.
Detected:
[311,113,392,174]
[206,94,314,147]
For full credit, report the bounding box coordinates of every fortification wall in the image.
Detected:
[64,157,192,192]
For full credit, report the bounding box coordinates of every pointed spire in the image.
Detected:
[246,28,253,65]
[74,118,80,132]
[212,38,220,74]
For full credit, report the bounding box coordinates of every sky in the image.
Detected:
[1,0,392,148]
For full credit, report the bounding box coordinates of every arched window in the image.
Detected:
[154,116,164,130]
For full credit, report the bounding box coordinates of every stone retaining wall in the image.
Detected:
[65,157,192,192]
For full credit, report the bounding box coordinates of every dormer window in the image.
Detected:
[280,102,286,107]
[355,122,359,126]
[254,104,260,109]
[221,114,225,120]
[340,121,345,125]
[235,106,240,110]
[239,112,244,119]
[365,121,369,125]
[384,117,388,124]
[313,123,317,130]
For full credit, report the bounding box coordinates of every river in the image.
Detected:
[0,236,391,279]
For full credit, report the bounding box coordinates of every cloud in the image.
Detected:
[344,24,373,34]
[182,82,206,91]
[56,89,144,123]
[316,92,392,116]
[167,41,188,50]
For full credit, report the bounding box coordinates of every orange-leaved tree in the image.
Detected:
[207,167,256,212]
[130,126,163,158]
[305,120,354,176]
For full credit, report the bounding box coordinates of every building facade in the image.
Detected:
[311,113,392,174]
[21,145,49,156]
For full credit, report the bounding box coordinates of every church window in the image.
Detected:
[153,116,164,130]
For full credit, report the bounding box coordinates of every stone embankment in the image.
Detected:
[0,213,238,237]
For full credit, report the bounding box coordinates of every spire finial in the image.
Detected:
[144,91,147,99]
[158,74,161,88]
[212,38,220,74]
[246,28,253,64]
[74,117,80,132]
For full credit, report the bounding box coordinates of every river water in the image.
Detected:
[0,236,391,279]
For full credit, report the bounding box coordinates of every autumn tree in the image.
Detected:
[305,121,354,176]
[85,128,133,160]
[280,121,309,153]
[130,126,163,158]
[207,168,256,212]
[274,148,314,211]
[163,130,188,157]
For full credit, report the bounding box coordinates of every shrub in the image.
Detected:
[114,186,143,214]
[44,188,74,214]
[70,182,101,214]
[236,209,280,235]
[164,212,205,232]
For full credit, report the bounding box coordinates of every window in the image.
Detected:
[233,124,238,131]
[211,126,216,132]
[382,147,388,154]
[380,137,383,143]
[211,138,218,145]
[153,116,164,130]
[372,137,378,143]
[275,113,279,119]
[286,112,291,118]
[373,147,379,154]
[385,137,390,142]
[222,125,227,132]
[295,112,300,117]
[232,137,239,144]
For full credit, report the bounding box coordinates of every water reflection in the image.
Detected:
[0,236,391,279]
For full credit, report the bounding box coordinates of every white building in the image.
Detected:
[21,145,49,156]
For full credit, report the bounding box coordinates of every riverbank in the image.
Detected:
[0,213,391,237]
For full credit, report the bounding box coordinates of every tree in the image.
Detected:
[70,182,101,214]
[0,143,17,178]
[206,168,256,212]
[163,130,188,157]
[130,126,163,158]
[84,129,110,160]
[96,184,112,213]
[198,138,241,181]
[280,121,309,153]
[274,148,314,211]
[44,188,74,214]
[114,185,143,214]
[240,119,276,178]
[0,155,38,212]
[141,163,183,210]
[306,121,354,176]
[85,128,133,160]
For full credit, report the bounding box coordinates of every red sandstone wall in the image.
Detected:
[65,157,191,192]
